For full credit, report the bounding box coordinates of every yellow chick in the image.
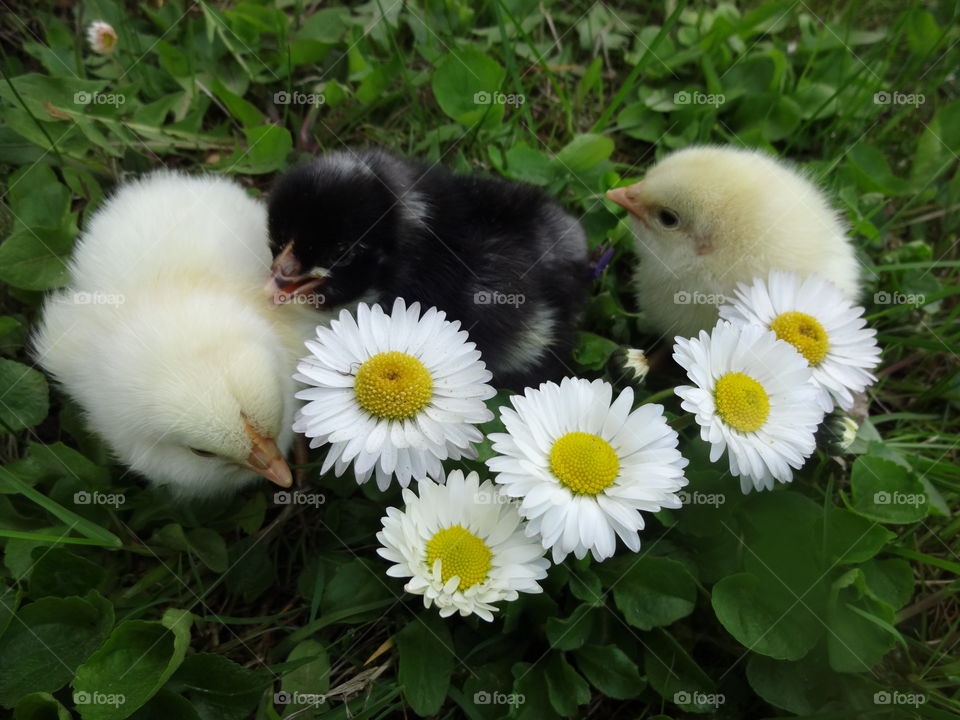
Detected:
[34,172,319,498]
[606,146,861,338]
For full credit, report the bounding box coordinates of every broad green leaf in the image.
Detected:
[72,609,192,720]
[28,548,105,598]
[826,573,898,672]
[6,165,71,230]
[320,559,391,619]
[543,654,590,717]
[555,134,614,172]
[602,556,697,631]
[572,332,619,371]
[230,125,292,174]
[28,442,108,485]
[745,654,833,715]
[861,558,914,611]
[821,506,893,565]
[0,593,114,707]
[849,454,928,523]
[0,227,73,291]
[905,9,940,56]
[643,630,717,713]
[505,146,555,186]
[296,8,348,42]
[431,49,506,128]
[12,692,72,720]
[712,572,820,660]
[545,605,596,651]
[282,639,330,707]
[397,614,453,716]
[511,662,558,720]
[168,653,270,720]
[0,359,49,432]
[573,645,644,699]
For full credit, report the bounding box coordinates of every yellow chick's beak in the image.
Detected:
[606,183,649,225]
[266,240,325,306]
[242,417,292,488]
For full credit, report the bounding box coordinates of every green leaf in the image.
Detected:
[28,442,109,485]
[207,77,264,128]
[555,134,614,172]
[0,593,114,707]
[296,8,348,43]
[573,645,644,699]
[849,454,928,523]
[745,654,833,715]
[826,573,898,672]
[904,9,940,56]
[397,614,453,716]
[644,630,717,713]
[28,548,105,598]
[505,146,556,186]
[230,125,292,174]
[0,227,74,291]
[0,359,49,432]
[821,506,893,564]
[12,692,72,720]
[320,559,391,619]
[545,605,595,651]
[431,49,506,128]
[602,556,696,631]
[6,165,71,230]
[511,662,558,720]
[72,609,192,720]
[712,572,820,660]
[282,639,330,706]
[572,332,619,371]
[861,558,914,611]
[168,653,270,720]
[543,654,590,717]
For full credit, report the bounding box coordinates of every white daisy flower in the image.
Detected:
[293,299,496,490]
[673,321,826,494]
[485,377,688,563]
[86,20,118,54]
[719,270,881,411]
[376,470,549,621]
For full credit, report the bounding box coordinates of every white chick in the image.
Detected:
[606,145,861,338]
[34,172,318,498]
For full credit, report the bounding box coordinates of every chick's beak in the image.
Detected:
[242,417,292,488]
[266,240,326,305]
[606,183,649,224]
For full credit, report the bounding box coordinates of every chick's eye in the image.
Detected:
[657,208,680,229]
[189,447,216,458]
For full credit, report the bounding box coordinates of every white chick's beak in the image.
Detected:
[606,183,649,225]
[242,417,292,488]
[266,240,326,306]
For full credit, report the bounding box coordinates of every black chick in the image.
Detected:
[266,148,589,389]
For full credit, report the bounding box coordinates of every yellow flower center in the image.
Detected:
[354,351,433,420]
[714,372,770,433]
[769,311,830,366]
[549,432,620,495]
[425,525,492,591]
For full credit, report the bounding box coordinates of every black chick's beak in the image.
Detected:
[266,241,327,306]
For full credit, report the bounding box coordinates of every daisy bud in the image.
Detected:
[87,20,118,54]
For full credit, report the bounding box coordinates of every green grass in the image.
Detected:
[1,1,959,719]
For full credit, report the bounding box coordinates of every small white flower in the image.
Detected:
[86,20,118,54]
[719,270,881,411]
[674,321,825,494]
[376,470,549,621]
[293,299,496,490]
[623,348,649,383]
[486,377,688,563]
